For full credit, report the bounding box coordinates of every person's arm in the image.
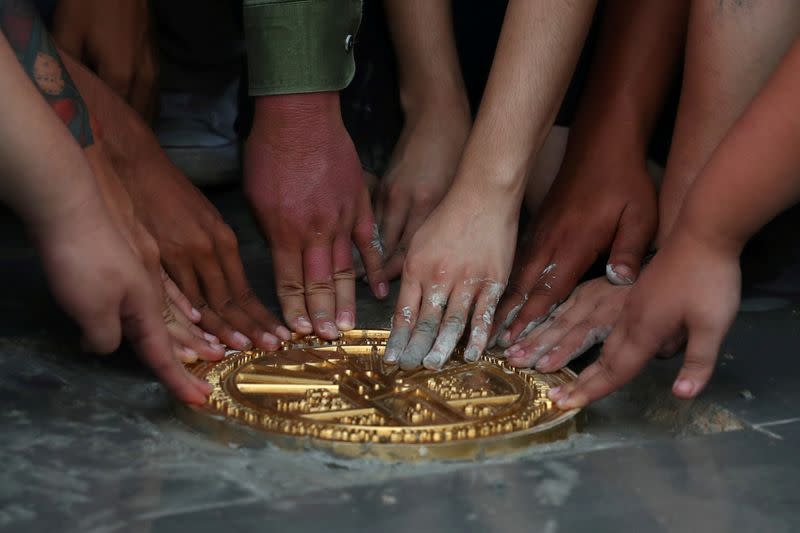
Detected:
[496,0,688,358]
[0,0,92,146]
[0,30,210,404]
[552,39,800,409]
[385,0,596,370]
[376,0,471,279]
[242,0,388,341]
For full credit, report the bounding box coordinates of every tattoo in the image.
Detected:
[0,0,93,146]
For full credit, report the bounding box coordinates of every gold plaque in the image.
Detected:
[180,329,580,460]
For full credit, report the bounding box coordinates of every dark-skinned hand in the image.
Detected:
[492,150,657,349]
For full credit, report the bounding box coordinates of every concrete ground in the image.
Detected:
[1,186,799,532]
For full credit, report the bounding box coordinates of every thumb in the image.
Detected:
[606,205,654,285]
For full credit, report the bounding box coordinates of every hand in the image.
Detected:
[492,150,657,349]
[244,93,388,340]
[384,185,516,370]
[549,228,741,409]
[376,101,470,279]
[32,197,212,405]
[52,0,157,118]
[504,276,631,371]
[107,125,289,352]
[84,140,226,362]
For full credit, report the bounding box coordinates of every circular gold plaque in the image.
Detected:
[181,329,580,460]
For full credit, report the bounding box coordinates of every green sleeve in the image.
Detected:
[243,0,363,96]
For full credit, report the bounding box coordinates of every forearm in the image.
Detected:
[680,41,800,254]
[0,33,103,232]
[566,0,688,158]
[0,0,93,146]
[384,0,467,116]
[456,0,595,198]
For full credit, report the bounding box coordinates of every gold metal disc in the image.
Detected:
[180,329,581,460]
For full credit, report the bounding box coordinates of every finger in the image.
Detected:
[548,327,651,410]
[162,269,201,323]
[505,297,584,365]
[353,215,389,300]
[215,232,290,343]
[121,285,211,405]
[384,281,422,364]
[164,307,225,362]
[400,284,449,370]
[378,189,410,259]
[672,325,726,399]
[272,247,313,335]
[382,208,426,280]
[196,260,264,350]
[167,262,240,348]
[505,254,590,347]
[525,321,610,372]
[423,286,476,369]
[491,251,553,347]
[606,204,654,285]
[464,281,505,362]
[332,236,357,331]
[303,244,338,340]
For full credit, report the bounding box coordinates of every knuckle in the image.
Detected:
[215,225,239,251]
[414,318,438,336]
[236,287,258,306]
[305,280,335,296]
[277,281,305,298]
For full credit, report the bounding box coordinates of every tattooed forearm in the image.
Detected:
[0,0,93,146]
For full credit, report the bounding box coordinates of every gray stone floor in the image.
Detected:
[1,188,799,533]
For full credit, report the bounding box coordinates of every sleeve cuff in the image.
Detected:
[243,0,362,96]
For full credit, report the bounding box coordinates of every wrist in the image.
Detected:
[399,80,470,123]
[252,92,342,136]
[673,205,746,259]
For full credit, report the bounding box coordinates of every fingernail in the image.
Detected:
[535,355,551,371]
[384,349,400,363]
[464,347,480,362]
[190,307,202,322]
[180,348,198,363]
[262,332,279,347]
[232,331,252,350]
[336,311,355,331]
[556,396,572,409]
[606,264,635,286]
[548,386,562,400]
[673,379,695,397]
[296,317,313,332]
[210,343,226,352]
[497,331,513,348]
[276,326,292,340]
[377,282,389,299]
[319,322,338,338]
[202,332,219,344]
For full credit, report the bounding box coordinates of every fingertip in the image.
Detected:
[295,316,313,334]
[336,311,355,331]
[672,378,698,399]
[190,307,202,322]
[275,325,292,341]
[261,332,280,349]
